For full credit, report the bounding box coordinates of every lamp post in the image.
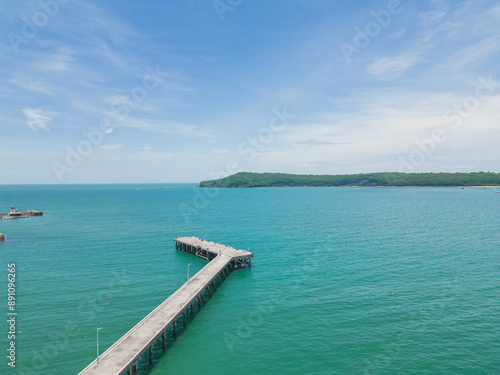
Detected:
[187,263,191,283]
[97,327,103,364]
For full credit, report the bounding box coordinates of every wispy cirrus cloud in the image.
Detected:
[209,148,233,154]
[417,0,448,28]
[22,108,52,131]
[444,35,500,70]
[296,139,340,146]
[99,144,124,150]
[37,47,75,71]
[10,76,54,95]
[103,111,212,138]
[367,53,421,78]
[389,28,406,40]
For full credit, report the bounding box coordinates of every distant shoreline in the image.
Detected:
[200,185,500,188]
[200,172,500,188]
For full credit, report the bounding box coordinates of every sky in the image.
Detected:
[1,0,499,184]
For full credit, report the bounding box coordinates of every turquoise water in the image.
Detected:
[1,185,499,374]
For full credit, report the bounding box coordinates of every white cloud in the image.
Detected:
[99,144,124,150]
[37,48,75,71]
[418,0,448,27]
[103,95,127,106]
[489,4,500,19]
[367,53,421,78]
[209,148,233,154]
[103,113,212,138]
[252,87,500,174]
[11,77,54,95]
[444,35,500,70]
[389,28,406,40]
[418,10,447,27]
[22,108,52,131]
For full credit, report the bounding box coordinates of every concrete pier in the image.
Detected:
[174,236,252,268]
[79,237,253,375]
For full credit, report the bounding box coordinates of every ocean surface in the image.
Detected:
[1,184,499,375]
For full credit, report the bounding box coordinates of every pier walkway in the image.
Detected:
[79,237,252,375]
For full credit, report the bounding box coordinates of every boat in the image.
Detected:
[1,215,27,220]
[0,206,29,220]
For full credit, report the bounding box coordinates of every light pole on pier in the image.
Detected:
[187,263,191,283]
[96,327,103,364]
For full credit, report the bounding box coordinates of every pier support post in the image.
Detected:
[206,286,212,298]
[218,274,223,284]
[198,296,201,307]
[183,310,187,326]
[200,294,206,304]
[149,346,153,365]
[133,363,138,374]
[190,303,194,316]
[212,280,217,291]
[173,321,177,337]
[162,331,166,350]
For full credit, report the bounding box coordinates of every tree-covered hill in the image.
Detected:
[199,172,500,188]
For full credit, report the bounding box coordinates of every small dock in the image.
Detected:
[79,237,253,375]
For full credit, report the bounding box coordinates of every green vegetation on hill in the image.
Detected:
[200,172,500,188]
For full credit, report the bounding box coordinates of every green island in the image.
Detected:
[200,172,500,188]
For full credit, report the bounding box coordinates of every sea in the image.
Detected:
[0,184,499,375]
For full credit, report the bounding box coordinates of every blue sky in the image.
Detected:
[1,0,499,183]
